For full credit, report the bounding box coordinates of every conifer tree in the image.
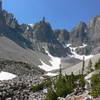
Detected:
[82,56,85,75]
[91,73,100,97]
[59,64,62,75]
[95,59,100,69]
[45,88,57,100]
[87,59,93,74]
[79,74,85,88]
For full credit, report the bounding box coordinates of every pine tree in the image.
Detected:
[55,76,67,97]
[82,56,85,75]
[87,59,93,74]
[59,64,62,75]
[95,59,100,69]
[45,88,57,100]
[66,74,74,93]
[91,73,100,97]
[79,74,85,88]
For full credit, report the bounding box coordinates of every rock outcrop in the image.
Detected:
[54,29,70,44]
[21,20,70,57]
[70,22,89,46]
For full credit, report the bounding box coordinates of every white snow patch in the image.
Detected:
[64,43,87,48]
[68,44,93,60]
[84,29,87,33]
[0,71,16,81]
[70,50,93,60]
[63,44,71,48]
[43,88,48,93]
[45,72,58,77]
[79,43,87,48]
[28,24,34,27]
[27,26,29,30]
[39,51,61,72]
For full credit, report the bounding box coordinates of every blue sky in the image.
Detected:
[3,0,100,31]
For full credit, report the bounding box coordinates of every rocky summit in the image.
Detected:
[0,8,100,58]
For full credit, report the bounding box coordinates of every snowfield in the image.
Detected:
[0,71,16,81]
[39,43,94,73]
[45,72,58,77]
[39,51,61,72]
[69,49,93,60]
[28,24,34,28]
[67,44,94,60]
[78,43,87,48]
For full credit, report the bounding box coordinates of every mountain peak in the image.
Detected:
[93,15,100,19]
[79,21,86,26]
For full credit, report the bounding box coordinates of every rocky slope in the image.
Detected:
[62,53,100,75]
[0,7,100,70]
[0,8,100,73]
[70,15,100,55]
[21,19,70,57]
[70,22,88,46]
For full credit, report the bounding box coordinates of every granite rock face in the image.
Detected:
[87,15,100,46]
[0,59,45,100]
[70,22,89,46]
[70,16,100,55]
[21,20,70,57]
[1,8,100,57]
[0,10,33,49]
[54,29,70,44]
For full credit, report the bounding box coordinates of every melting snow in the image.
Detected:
[27,26,29,30]
[28,24,34,28]
[0,71,16,81]
[45,72,58,77]
[63,43,71,48]
[69,46,93,60]
[39,51,61,72]
[78,43,87,48]
[69,52,93,60]
[39,43,93,72]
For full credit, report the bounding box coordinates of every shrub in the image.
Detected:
[55,73,74,97]
[78,75,85,88]
[87,59,94,74]
[45,88,57,100]
[31,82,44,92]
[55,75,67,97]
[31,78,52,92]
[91,73,100,97]
[95,59,100,69]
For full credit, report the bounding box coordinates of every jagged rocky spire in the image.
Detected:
[40,17,46,23]
[42,17,45,23]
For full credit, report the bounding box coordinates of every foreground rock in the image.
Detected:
[0,59,46,100]
[0,74,46,100]
[58,91,100,100]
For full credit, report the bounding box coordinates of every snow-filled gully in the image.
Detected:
[39,44,94,76]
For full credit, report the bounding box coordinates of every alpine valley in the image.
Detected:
[0,1,100,100]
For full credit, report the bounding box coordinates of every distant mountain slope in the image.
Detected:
[21,20,70,57]
[0,36,63,73]
[0,36,51,67]
[70,15,100,55]
[0,8,100,75]
[62,53,100,75]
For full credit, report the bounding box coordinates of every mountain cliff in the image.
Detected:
[69,16,100,55]
[21,20,70,57]
[0,8,100,72]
